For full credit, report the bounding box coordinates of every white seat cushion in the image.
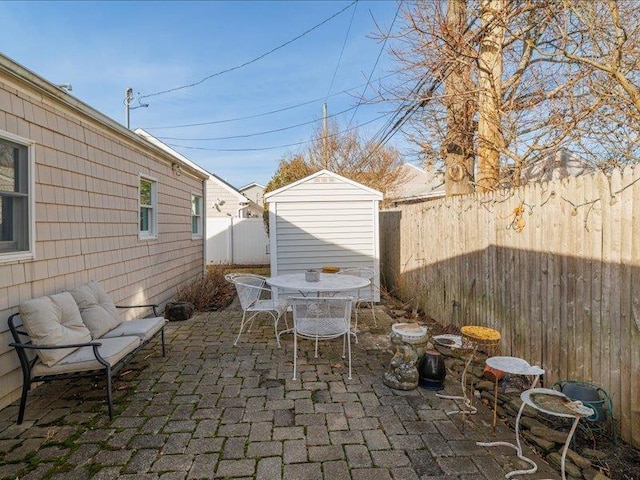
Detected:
[69,281,123,338]
[19,292,92,367]
[32,335,141,376]
[102,317,166,342]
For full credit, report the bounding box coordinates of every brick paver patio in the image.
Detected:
[0,302,559,479]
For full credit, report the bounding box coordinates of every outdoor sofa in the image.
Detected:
[7,281,166,424]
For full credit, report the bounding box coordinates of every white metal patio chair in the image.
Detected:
[290,296,353,380]
[225,273,289,347]
[336,267,377,338]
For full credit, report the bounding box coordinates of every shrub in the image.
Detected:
[175,265,235,311]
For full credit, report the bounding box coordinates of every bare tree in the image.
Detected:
[443,0,476,195]
[526,0,640,169]
[382,0,640,191]
[264,119,406,209]
[476,0,505,191]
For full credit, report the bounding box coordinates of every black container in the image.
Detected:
[418,349,446,390]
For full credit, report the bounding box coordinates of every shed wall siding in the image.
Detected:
[273,201,377,276]
[268,170,382,301]
[0,72,206,412]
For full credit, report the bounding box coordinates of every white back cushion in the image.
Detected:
[69,281,123,339]
[19,292,92,367]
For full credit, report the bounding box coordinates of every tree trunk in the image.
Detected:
[476,0,505,192]
[444,0,476,196]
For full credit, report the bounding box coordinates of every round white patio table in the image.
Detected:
[266,272,370,295]
[267,273,370,343]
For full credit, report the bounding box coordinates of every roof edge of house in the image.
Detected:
[0,53,207,180]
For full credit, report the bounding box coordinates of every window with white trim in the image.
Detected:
[191,194,202,237]
[139,175,157,239]
[0,134,32,259]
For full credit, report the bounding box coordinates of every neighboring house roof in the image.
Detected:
[388,164,445,204]
[135,128,249,204]
[264,169,383,201]
[520,149,593,184]
[239,182,266,191]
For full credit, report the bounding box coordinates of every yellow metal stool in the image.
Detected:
[437,325,501,426]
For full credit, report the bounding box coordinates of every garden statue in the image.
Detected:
[383,331,419,390]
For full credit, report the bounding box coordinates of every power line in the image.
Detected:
[155,105,358,141]
[139,72,398,130]
[357,4,508,163]
[138,1,357,101]
[346,1,401,130]
[326,0,358,99]
[166,113,387,152]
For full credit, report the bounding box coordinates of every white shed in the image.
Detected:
[265,170,382,301]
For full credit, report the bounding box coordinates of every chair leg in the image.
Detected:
[161,327,166,357]
[370,300,377,326]
[272,312,281,348]
[105,366,114,420]
[293,331,298,380]
[234,311,249,346]
[352,304,359,344]
[347,331,352,380]
[17,378,30,424]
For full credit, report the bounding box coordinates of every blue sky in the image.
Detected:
[0,0,404,189]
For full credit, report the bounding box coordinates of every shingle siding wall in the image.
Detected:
[0,71,205,411]
[206,181,244,217]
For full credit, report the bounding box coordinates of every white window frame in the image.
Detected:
[139,174,158,240]
[191,193,203,239]
[0,130,35,263]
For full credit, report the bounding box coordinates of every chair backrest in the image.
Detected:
[227,274,267,310]
[8,313,33,349]
[290,296,352,338]
[338,267,374,280]
[338,267,375,299]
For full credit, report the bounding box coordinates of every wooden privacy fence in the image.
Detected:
[380,167,640,448]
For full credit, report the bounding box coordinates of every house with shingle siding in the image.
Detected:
[0,53,208,411]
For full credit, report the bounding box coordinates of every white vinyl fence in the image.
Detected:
[207,217,270,265]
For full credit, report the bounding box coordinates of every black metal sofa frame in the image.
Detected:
[8,304,165,424]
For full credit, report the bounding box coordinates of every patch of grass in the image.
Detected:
[209,264,270,277]
[84,463,103,477]
[25,451,40,469]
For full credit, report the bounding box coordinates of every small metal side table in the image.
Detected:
[476,357,544,478]
[484,356,545,431]
[521,388,593,480]
[480,386,594,480]
[437,326,501,425]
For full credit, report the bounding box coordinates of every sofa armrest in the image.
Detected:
[10,340,103,351]
[10,340,111,371]
[116,304,159,317]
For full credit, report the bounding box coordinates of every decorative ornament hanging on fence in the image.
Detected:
[503,202,526,232]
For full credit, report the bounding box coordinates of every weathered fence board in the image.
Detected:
[380,167,640,448]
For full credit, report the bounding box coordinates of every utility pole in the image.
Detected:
[125,88,133,129]
[322,102,328,168]
[124,87,149,129]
